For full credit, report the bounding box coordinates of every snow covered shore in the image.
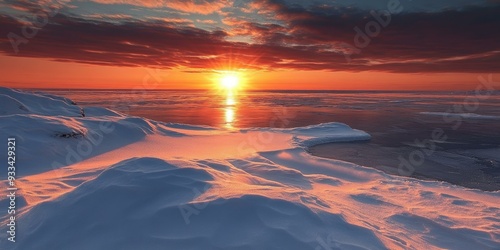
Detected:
[0,87,499,250]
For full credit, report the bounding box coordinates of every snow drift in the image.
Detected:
[0,88,499,250]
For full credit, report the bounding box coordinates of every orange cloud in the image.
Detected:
[91,0,229,14]
[165,0,230,14]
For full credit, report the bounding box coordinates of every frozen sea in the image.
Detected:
[43,89,500,190]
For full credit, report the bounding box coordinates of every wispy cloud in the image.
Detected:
[90,0,230,14]
[0,0,499,73]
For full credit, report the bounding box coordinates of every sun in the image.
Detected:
[220,74,239,90]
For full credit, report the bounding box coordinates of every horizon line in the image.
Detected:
[8,87,494,93]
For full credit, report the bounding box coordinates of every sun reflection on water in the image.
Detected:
[226,93,236,106]
[225,107,235,125]
[224,92,237,128]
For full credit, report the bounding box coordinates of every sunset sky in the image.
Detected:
[1,0,499,90]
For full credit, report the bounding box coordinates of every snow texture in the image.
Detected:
[0,88,499,250]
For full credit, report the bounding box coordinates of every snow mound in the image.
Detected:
[0,94,30,115]
[241,122,371,148]
[0,113,186,176]
[0,88,83,117]
[7,158,213,249]
[8,157,387,250]
[289,122,371,147]
[0,89,191,176]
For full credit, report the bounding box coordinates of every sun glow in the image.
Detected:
[213,71,244,129]
[220,73,240,90]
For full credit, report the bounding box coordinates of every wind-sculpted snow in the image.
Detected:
[0,88,499,250]
[0,88,82,117]
[241,122,371,148]
[7,157,386,250]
